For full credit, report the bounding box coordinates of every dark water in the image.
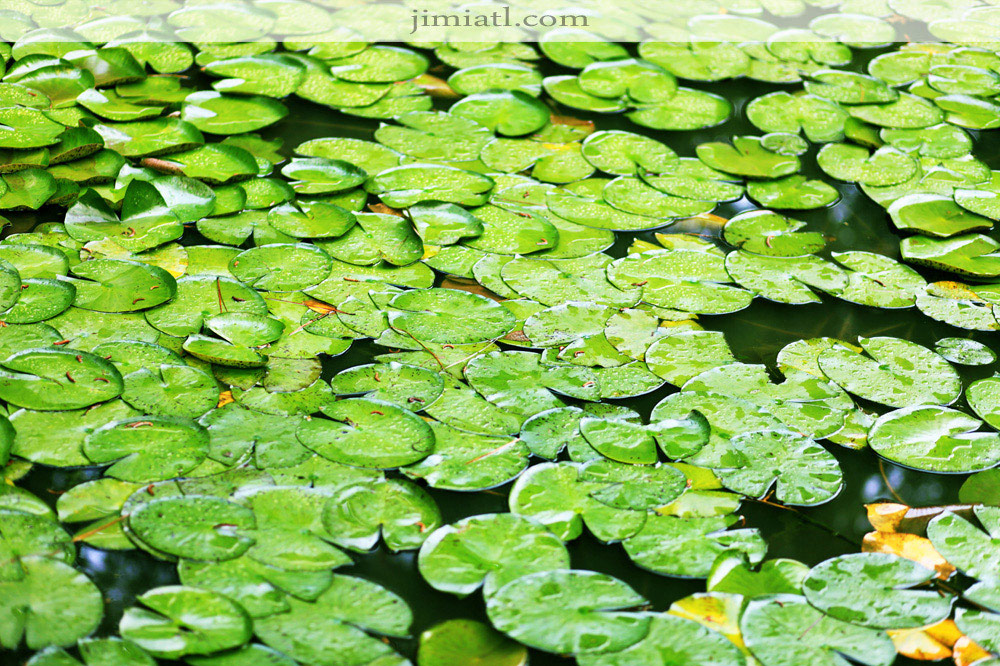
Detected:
[7,46,982,666]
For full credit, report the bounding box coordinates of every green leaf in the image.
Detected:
[464,350,599,421]
[501,255,641,307]
[486,569,649,655]
[230,243,332,291]
[817,144,918,187]
[623,514,766,578]
[0,347,123,411]
[128,494,255,561]
[726,251,847,304]
[418,619,527,666]
[369,163,494,208]
[83,416,209,482]
[889,193,994,238]
[508,462,647,542]
[927,506,1000,582]
[296,397,434,468]
[696,136,800,179]
[387,288,515,344]
[119,586,251,659]
[450,90,549,136]
[741,595,896,666]
[0,557,103,649]
[802,552,953,629]
[746,92,848,142]
[254,575,411,666]
[935,337,995,365]
[901,233,1000,278]
[10,400,138,466]
[403,421,530,491]
[181,91,288,134]
[321,477,441,551]
[417,513,569,597]
[869,405,1000,473]
[577,612,744,666]
[723,209,825,257]
[818,336,961,408]
[0,107,65,148]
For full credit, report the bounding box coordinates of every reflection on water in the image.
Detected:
[3,46,977,666]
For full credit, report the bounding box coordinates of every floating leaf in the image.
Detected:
[119,586,251,659]
[486,569,649,655]
[869,406,1000,473]
[803,552,953,629]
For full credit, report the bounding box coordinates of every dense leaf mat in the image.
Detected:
[4,5,1000,666]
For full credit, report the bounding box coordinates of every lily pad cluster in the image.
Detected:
[5,6,1000,666]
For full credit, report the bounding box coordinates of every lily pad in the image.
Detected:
[296,397,434,468]
[418,513,569,598]
[818,336,961,408]
[869,405,1000,473]
[486,569,649,655]
[802,552,953,629]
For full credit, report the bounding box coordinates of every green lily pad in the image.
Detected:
[805,70,898,105]
[296,397,434,468]
[486,569,649,655]
[901,233,1000,278]
[388,288,515,344]
[741,594,896,666]
[448,63,542,96]
[696,136,800,180]
[119,586,251,659]
[623,513,767,578]
[464,350,599,421]
[418,619,528,666]
[230,243,331,291]
[403,421,530,491]
[204,54,307,97]
[626,88,732,131]
[423,376,520,437]
[746,176,840,210]
[281,158,367,195]
[83,416,209,482]
[847,93,943,129]
[927,506,1000,581]
[450,91,549,136]
[508,462,647,542]
[869,405,1000,473]
[320,477,440,552]
[145,275,266,337]
[746,92,848,142]
[580,130,676,177]
[121,364,219,419]
[0,347,123,411]
[418,512,570,597]
[828,251,926,308]
[818,144,918,187]
[328,45,427,83]
[723,210,825,257]
[935,337,995,365]
[0,106,66,149]
[577,612,744,666]
[889,193,994,238]
[725,252,847,305]
[0,557,103,650]
[181,91,288,134]
[578,58,676,104]
[367,164,494,208]
[802,552,953,629]
[128,494,255,561]
[253,574,411,666]
[818,336,961,408]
